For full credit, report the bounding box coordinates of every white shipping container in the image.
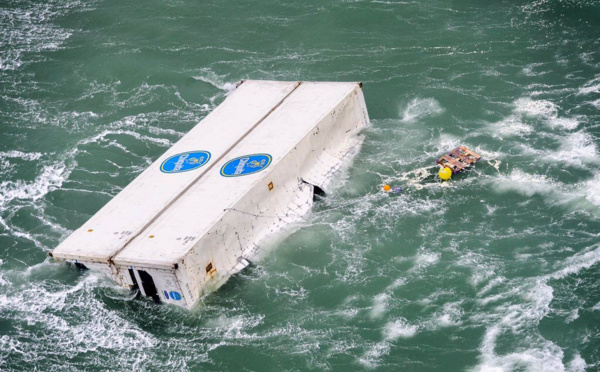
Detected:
[51,80,370,309]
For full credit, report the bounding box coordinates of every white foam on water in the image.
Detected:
[490,115,533,138]
[492,170,600,215]
[148,126,186,137]
[0,3,73,71]
[334,308,360,319]
[400,97,445,122]
[114,83,163,109]
[358,341,391,369]
[0,151,43,162]
[550,131,599,167]
[514,97,558,118]
[471,245,600,372]
[79,79,121,101]
[588,98,600,109]
[550,117,579,130]
[0,151,46,182]
[485,204,497,215]
[79,129,172,148]
[0,161,71,207]
[456,251,506,293]
[528,86,578,98]
[316,189,444,252]
[204,314,264,340]
[223,82,237,94]
[521,63,548,77]
[369,293,390,319]
[4,99,101,128]
[0,260,6,287]
[416,289,454,307]
[472,147,503,162]
[0,147,81,248]
[0,269,155,368]
[274,285,309,302]
[549,245,600,281]
[73,108,217,160]
[387,277,407,290]
[492,170,556,198]
[391,165,436,190]
[517,143,545,158]
[431,302,464,328]
[577,75,600,95]
[479,277,506,296]
[192,68,236,93]
[567,354,587,372]
[413,248,440,271]
[471,281,564,372]
[383,318,418,341]
[434,133,462,155]
[585,174,600,207]
[564,308,579,323]
[0,216,45,249]
[472,333,566,372]
[510,97,579,131]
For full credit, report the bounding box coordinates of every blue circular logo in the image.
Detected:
[169,291,182,301]
[160,151,211,173]
[220,154,272,177]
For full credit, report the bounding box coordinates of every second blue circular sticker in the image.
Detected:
[220,153,272,177]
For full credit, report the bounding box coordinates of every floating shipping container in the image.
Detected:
[51,80,370,309]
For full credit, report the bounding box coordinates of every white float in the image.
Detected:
[51,80,370,309]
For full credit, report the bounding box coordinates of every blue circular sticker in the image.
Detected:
[169,291,182,301]
[220,154,272,177]
[160,151,211,173]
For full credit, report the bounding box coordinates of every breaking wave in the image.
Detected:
[400,97,445,122]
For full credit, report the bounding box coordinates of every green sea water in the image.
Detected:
[1,0,600,370]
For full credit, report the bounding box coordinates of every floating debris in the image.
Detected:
[436,146,482,175]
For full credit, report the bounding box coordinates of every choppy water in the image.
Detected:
[1,0,599,370]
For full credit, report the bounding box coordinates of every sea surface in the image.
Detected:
[1,0,599,371]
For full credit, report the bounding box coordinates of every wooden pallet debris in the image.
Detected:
[436,146,481,174]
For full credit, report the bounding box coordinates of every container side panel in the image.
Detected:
[299,86,370,191]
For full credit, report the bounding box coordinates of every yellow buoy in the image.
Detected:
[439,167,452,181]
[383,184,391,191]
